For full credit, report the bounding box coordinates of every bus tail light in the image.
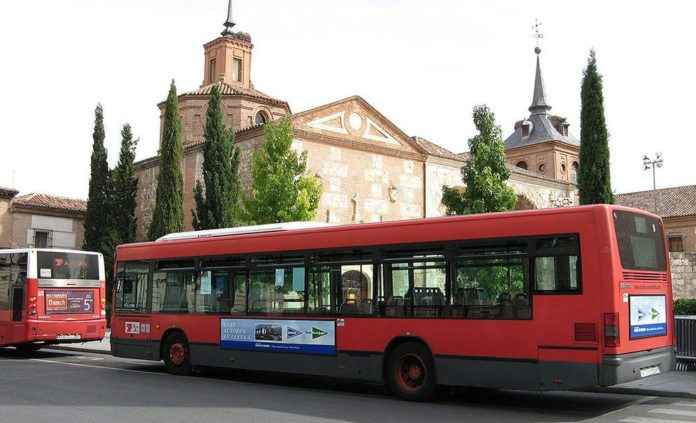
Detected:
[604,313,620,347]
[29,297,37,316]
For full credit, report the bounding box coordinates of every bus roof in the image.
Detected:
[0,248,102,256]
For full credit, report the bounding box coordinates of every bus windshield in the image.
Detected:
[37,251,100,280]
[613,210,666,271]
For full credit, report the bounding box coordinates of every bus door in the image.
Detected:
[530,235,595,364]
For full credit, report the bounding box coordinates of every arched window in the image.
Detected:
[255,111,269,126]
[516,161,528,170]
[571,161,579,183]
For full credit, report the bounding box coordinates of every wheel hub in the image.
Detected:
[169,343,186,366]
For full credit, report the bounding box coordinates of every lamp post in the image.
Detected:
[642,153,664,190]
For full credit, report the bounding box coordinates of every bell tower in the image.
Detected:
[202,0,253,88]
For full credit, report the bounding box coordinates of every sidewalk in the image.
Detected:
[599,370,696,399]
[50,330,112,355]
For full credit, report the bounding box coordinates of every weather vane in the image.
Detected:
[532,18,543,54]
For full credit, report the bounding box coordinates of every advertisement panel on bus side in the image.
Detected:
[220,319,336,355]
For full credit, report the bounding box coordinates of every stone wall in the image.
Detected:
[0,198,12,248]
[665,216,696,254]
[298,137,424,224]
[9,212,83,249]
[671,252,696,300]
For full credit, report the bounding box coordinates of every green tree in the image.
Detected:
[442,105,517,214]
[244,118,322,224]
[112,123,139,245]
[192,85,242,230]
[578,50,613,204]
[148,80,185,240]
[83,103,113,253]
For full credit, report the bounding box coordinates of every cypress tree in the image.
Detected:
[245,118,322,224]
[148,80,185,240]
[442,105,517,215]
[112,123,139,245]
[578,50,613,204]
[192,85,242,230]
[83,104,112,252]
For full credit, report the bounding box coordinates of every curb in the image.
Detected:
[591,386,696,400]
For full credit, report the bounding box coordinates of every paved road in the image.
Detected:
[0,348,694,423]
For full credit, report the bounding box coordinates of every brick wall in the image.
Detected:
[671,252,696,299]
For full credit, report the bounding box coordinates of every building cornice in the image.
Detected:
[294,129,426,162]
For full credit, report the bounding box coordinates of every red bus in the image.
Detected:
[111,205,674,401]
[0,249,107,353]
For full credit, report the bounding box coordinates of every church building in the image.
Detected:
[133,10,579,240]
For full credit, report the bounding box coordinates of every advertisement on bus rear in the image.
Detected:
[45,290,94,314]
[629,295,667,339]
[220,319,336,355]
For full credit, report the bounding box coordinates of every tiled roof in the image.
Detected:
[504,113,580,150]
[0,186,18,200]
[412,137,465,161]
[616,185,696,218]
[182,80,289,108]
[12,193,87,216]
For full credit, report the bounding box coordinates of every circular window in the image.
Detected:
[538,163,546,174]
[349,113,363,131]
[561,163,566,173]
[516,161,528,170]
[255,111,269,126]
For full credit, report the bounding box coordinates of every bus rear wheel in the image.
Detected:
[386,342,436,401]
[162,333,192,376]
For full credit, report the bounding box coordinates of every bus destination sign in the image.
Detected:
[220,319,336,355]
[45,290,94,314]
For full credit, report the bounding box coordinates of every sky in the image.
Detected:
[0,0,694,199]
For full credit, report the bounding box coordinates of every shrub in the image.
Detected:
[674,299,696,316]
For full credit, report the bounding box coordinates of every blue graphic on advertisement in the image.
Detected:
[220,319,336,355]
[629,295,667,339]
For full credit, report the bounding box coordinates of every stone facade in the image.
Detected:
[0,188,18,248]
[132,26,582,241]
[0,190,86,249]
[665,216,696,253]
[671,252,696,300]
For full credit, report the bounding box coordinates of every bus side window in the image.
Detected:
[381,254,446,318]
[307,265,333,314]
[452,247,530,320]
[533,236,581,293]
[0,253,10,311]
[115,261,149,312]
[248,260,305,314]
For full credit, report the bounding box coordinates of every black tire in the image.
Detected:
[162,332,193,376]
[15,343,41,356]
[386,342,436,401]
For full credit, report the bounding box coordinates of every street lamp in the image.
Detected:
[642,153,664,190]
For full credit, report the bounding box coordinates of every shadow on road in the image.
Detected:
[0,348,641,423]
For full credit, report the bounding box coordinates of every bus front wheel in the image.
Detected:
[162,333,193,376]
[386,342,436,401]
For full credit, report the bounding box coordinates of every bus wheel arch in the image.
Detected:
[160,329,193,376]
[383,336,436,401]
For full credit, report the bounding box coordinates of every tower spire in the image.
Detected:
[221,0,235,36]
[529,19,551,114]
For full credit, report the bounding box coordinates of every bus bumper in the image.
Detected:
[25,319,106,344]
[599,346,675,386]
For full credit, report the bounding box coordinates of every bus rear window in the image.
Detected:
[37,252,100,280]
[613,211,666,271]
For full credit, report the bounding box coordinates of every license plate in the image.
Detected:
[56,334,81,340]
[640,366,661,378]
